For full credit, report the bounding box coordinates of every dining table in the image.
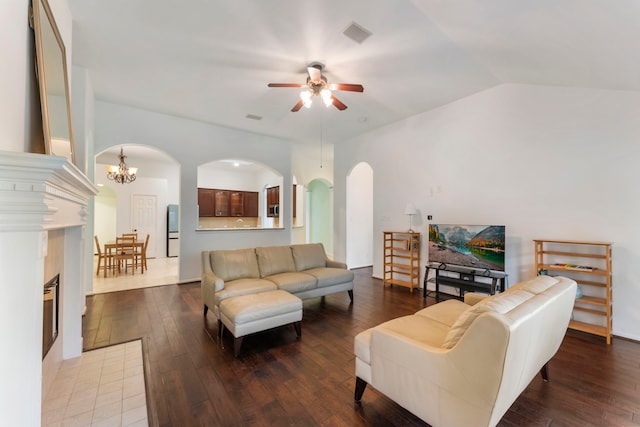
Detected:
[103,239,145,275]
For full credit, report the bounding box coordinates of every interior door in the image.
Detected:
[131,194,157,258]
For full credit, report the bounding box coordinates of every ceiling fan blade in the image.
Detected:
[291,99,304,112]
[268,83,304,88]
[307,66,322,83]
[331,95,348,111]
[328,83,364,93]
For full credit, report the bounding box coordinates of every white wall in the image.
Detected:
[335,83,640,341]
[0,0,77,424]
[93,101,294,282]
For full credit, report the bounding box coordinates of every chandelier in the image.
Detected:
[106,148,137,184]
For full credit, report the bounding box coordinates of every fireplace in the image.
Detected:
[0,151,97,424]
[42,274,59,359]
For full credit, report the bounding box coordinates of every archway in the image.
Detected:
[307,178,333,257]
[346,162,374,268]
[93,144,180,293]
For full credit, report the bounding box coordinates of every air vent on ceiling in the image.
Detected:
[343,22,372,44]
[245,114,263,121]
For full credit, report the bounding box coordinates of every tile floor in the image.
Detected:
[42,340,148,427]
[93,256,179,294]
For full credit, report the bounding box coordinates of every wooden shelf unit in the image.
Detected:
[534,239,612,344]
[383,231,421,293]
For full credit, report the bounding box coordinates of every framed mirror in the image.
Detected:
[32,0,76,165]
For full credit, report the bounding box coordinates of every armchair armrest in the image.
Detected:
[464,292,489,306]
[326,259,347,269]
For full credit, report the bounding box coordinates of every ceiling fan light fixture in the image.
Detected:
[321,89,333,107]
[300,90,312,108]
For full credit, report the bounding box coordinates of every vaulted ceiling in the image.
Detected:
[70,0,640,144]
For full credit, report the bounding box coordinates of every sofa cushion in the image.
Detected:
[256,246,296,278]
[518,275,560,294]
[265,272,317,293]
[302,267,354,288]
[415,299,470,328]
[210,248,260,282]
[442,289,535,349]
[291,243,327,271]
[379,314,451,348]
[214,278,278,306]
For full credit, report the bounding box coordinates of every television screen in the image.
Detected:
[428,224,505,271]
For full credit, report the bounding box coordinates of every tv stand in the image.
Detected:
[423,262,507,300]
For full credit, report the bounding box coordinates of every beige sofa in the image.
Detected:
[354,275,576,427]
[202,243,354,320]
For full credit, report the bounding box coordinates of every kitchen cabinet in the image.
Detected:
[214,190,230,216]
[244,192,258,217]
[267,186,280,217]
[198,187,259,217]
[230,192,244,216]
[197,188,215,217]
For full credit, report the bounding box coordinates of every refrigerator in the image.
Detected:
[167,204,179,257]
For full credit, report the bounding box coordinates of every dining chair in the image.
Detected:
[94,236,115,277]
[135,234,150,274]
[115,236,136,275]
[122,232,138,240]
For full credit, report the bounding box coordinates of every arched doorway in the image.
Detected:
[307,178,333,257]
[346,162,373,268]
[93,144,180,293]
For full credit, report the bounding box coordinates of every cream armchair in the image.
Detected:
[354,275,576,427]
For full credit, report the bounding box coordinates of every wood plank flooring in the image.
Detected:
[82,268,640,427]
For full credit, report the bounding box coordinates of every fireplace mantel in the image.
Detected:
[0,150,97,231]
[0,150,96,426]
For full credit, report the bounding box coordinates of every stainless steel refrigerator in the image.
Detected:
[167,204,179,257]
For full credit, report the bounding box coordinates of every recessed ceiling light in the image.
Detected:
[233,162,240,167]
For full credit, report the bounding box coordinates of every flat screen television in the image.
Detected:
[428,224,505,271]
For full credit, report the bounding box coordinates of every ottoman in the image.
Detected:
[219,290,303,357]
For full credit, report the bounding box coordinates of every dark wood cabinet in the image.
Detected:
[199,187,259,217]
[267,186,280,217]
[293,184,297,218]
[214,190,230,216]
[244,191,258,217]
[230,192,244,216]
[197,188,215,217]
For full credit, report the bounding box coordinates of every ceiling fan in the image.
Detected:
[268,63,364,112]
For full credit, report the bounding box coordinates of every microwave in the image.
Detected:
[268,204,279,217]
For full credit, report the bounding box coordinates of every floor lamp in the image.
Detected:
[404,203,417,232]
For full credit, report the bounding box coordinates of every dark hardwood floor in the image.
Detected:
[82,268,640,427]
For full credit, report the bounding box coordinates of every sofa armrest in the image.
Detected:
[202,270,224,293]
[326,259,347,269]
[201,252,225,312]
[464,292,489,306]
[369,313,508,408]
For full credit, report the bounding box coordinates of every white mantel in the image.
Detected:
[0,151,96,426]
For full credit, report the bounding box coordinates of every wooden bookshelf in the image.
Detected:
[534,239,612,344]
[383,231,421,293]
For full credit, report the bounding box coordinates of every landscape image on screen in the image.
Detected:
[428,224,505,271]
